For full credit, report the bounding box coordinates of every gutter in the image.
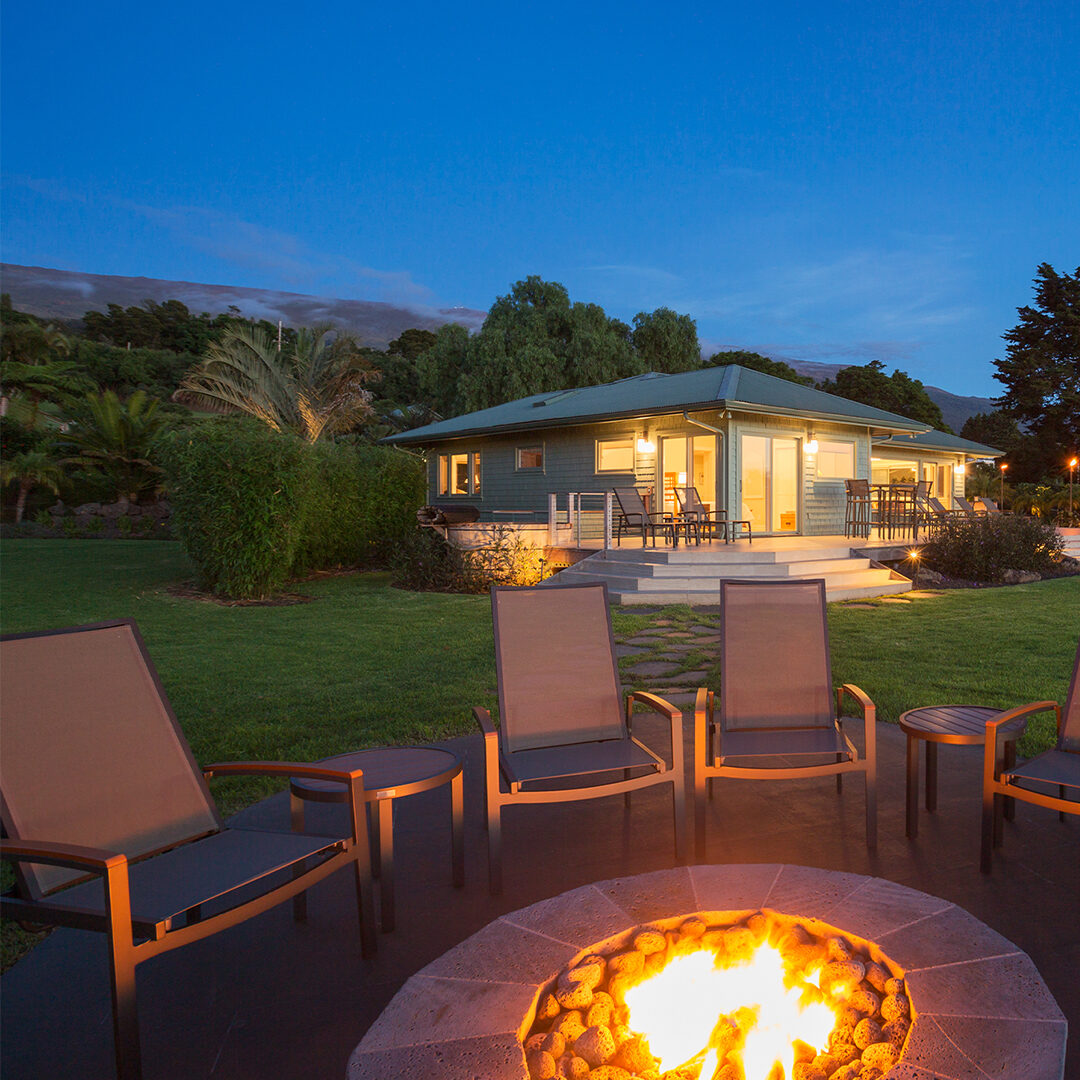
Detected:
[682,412,726,435]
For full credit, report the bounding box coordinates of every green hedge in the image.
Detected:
[923,514,1065,582]
[160,420,425,598]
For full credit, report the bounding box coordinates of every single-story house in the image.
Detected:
[385,365,1001,539]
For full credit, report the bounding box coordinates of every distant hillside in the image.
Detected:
[0,263,487,350]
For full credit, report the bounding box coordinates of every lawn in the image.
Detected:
[2,539,1076,967]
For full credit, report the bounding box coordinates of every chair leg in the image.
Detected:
[347,779,377,957]
[290,792,307,923]
[1060,785,1067,823]
[864,765,877,851]
[981,781,995,873]
[624,768,632,809]
[104,861,142,1080]
[488,798,503,896]
[672,774,687,863]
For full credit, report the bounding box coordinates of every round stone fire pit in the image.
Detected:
[348,865,1067,1080]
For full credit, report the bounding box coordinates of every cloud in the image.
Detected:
[584,264,682,286]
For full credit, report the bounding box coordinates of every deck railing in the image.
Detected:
[547,492,614,549]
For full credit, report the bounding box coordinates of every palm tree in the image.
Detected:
[62,390,166,504]
[1,450,64,523]
[173,325,378,443]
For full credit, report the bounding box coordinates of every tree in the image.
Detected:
[174,324,378,443]
[631,307,701,373]
[992,263,1080,480]
[387,328,437,361]
[817,361,950,431]
[705,350,813,385]
[960,411,1021,456]
[1,449,64,522]
[415,323,473,418]
[62,390,166,503]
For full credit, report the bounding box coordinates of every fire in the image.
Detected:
[622,942,836,1080]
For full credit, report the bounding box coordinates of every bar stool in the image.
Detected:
[844,479,872,538]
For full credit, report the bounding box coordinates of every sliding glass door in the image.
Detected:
[660,436,717,515]
[740,435,799,533]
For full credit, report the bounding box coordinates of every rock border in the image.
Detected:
[347,865,1067,1080]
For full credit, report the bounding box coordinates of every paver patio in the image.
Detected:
[2,700,1077,1079]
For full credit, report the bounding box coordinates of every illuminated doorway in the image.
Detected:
[660,436,717,516]
[741,435,799,533]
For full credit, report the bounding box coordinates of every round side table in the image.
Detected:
[898,705,1028,839]
[290,746,464,932]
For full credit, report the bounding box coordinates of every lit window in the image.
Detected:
[816,441,855,480]
[597,438,635,472]
[516,446,544,469]
[437,451,481,495]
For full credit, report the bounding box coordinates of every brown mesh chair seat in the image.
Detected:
[475,582,686,893]
[503,737,664,786]
[982,637,1080,871]
[694,579,877,859]
[0,620,376,1080]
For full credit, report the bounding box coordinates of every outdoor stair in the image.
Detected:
[552,541,912,604]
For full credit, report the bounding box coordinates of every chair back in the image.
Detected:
[955,496,978,513]
[845,479,870,498]
[0,621,221,897]
[613,487,648,520]
[491,583,626,753]
[928,496,951,514]
[674,487,705,514]
[977,497,1000,513]
[719,580,834,732]
[1062,637,1080,753]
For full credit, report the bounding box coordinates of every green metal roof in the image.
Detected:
[871,428,1002,457]
[384,365,930,445]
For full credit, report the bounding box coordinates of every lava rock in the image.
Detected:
[574,1024,616,1067]
[846,988,881,1016]
[633,929,666,955]
[880,992,909,1023]
[607,951,645,978]
[852,1018,882,1050]
[527,1048,556,1079]
[860,1041,899,1070]
[556,982,594,1010]
[862,961,888,994]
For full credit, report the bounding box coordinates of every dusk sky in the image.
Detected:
[3,0,1078,397]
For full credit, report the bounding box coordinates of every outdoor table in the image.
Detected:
[872,483,919,540]
[898,705,1029,839]
[290,746,464,932]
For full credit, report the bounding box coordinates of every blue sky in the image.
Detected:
[3,0,1078,397]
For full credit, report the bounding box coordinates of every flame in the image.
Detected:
[623,942,836,1080]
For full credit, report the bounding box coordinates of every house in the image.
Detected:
[385,365,1000,540]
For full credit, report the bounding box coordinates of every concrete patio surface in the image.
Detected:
[2,718,1077,1079]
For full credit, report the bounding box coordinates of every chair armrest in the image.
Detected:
[836,684,876,761]
[473,706,498,740]
[627,691,684,775]
[203,760,366,786]
[983,701,1059,779]
[0,838,126,874]
[694,687,714,765]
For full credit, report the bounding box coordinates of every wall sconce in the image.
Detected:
[804,432,819,454]
[636,437,655,454]
[957,461,965,475]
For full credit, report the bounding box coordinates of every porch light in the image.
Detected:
[636,437,655,454]
[804,433,818,454]
[957,462,965,475]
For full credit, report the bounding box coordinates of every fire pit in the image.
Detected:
[348,865,1067,1080]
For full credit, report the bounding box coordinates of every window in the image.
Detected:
[437,451,481,496]
[596,437,635,472]
[816,440,855,479]
[516,445,544,470]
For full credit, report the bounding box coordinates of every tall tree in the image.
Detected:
[993,263,1080,479]
[817,361,950,431]
[631,307,700,373]
[174,325,377,443]
[960,411,1021,456]
[705,350,813,385]
[1,449,64,522]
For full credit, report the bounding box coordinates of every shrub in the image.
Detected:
[923,515,1065,582]
[161,419,311,598]
[160,420,426,598]
[390,524,544,593]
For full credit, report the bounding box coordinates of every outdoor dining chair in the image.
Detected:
[694,579,877,859]
[674,486,752,543]
[612,486,679,546]
[981,636,1080,872]
[0,620,376,1080]
[474,582,687,894]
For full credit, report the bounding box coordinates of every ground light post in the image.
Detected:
[1000,462,1008,508]
[1070,457,1077,523]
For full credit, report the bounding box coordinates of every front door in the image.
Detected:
[741,435,799,533]
[660,436,717,516]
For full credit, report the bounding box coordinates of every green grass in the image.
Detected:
[2,540,1076,967]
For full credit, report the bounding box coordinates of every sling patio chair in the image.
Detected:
[612,486,679,546]
[954,495,987,517]
[674,486,752,544]
[981,636,1080,872]
[0,620,376,1080]
[693,579,877,859]
[474,582,687,894]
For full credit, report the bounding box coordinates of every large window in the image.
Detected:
[816,440,855,480]
[437,451,481,496]
[596,437,635,472]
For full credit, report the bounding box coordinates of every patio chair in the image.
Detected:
[981,637,1080,872]
[693,579,877,859]
[916,491,961,536]
[954,495,987,517]
[475,582,687,894]
[843,479,873,539]
[0,620,376,1080]
[675,486,752,544]
[975,496,1010,515]
[612,486,678,546]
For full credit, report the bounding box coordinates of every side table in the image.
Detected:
[290,746,464,932]
[898,705,1028,839]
